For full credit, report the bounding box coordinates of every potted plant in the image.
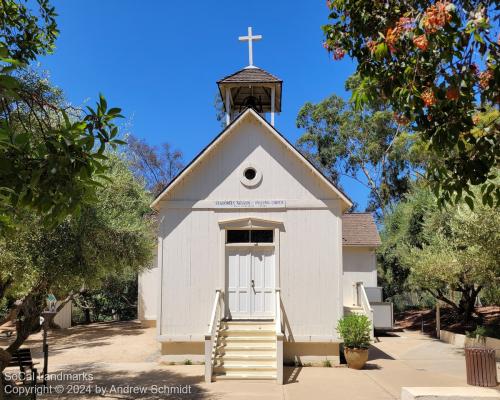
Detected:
[336,314,371,369]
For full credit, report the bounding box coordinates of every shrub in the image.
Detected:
[183,359,192,365]
[322,360,332,368]
[336,315,371,349]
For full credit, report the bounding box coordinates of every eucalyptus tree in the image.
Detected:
[297,92,423,217]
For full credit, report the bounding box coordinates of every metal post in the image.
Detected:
[436,301,441,339]
[225,88,231,126]
[270,87,275,126]
[40,311,56,387]
[42,326,48,386]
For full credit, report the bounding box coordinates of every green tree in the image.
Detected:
[379,182,500,322]
[377,186,436,308]
[0,1,124,230]
[323,0,499,207]
[73,275,138,324]
[297,93,421,217]
[0,155,154,375]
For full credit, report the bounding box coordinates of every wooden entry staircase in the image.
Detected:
[213,321,277,380]
[205,289,284,383]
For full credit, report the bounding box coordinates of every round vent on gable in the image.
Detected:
[240,164,262,188]
[244,167,257,180]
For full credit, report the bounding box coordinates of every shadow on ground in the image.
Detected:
[40,363,217,400]
[368,344,394,361]
[25,321,146,359]
[283,366,302,384]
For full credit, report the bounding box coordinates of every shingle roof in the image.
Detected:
[217,67,282,83]
[342,213,381,247]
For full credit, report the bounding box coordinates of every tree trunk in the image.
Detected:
[426,286,482,325]
[458,285,482,326]
[83,308,91,324]
[0,291,46,377]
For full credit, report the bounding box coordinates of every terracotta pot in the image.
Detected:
[344,347,368,369]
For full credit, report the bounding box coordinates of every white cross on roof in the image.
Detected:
[239,26,262,68]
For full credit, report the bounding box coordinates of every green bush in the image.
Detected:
[336,315,371,349]
[466,325,500,341]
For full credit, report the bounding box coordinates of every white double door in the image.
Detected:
[226,247,275,319]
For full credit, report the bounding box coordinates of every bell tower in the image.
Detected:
[217,27,282,127]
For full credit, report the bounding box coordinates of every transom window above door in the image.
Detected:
[226,229,273,244]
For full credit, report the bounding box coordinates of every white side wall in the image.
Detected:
[138,253,159,322]
[53,301,72,329]
[157,117,344,342]
[342,246,377,306]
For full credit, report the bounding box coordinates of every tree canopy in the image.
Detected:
[323,0,499,207]
[297,88,423,217]
[378,182,500,322]
[0,153,154,361]
[0,1,125,230]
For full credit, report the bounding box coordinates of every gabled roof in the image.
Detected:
[217,66,282,84]
[150,109,353,211]
[342,213,381,247]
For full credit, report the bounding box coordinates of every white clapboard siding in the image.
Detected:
[342,247,378,306]
[138,253,159,321]
[53,301,72,329]
[163,118,335,203]
[157,113,344,340]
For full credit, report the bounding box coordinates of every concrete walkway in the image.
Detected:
[1,321,495,399]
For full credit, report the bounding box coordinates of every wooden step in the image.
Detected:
[221,336,276,342]
[344,306,365,316]
[222,320,274,324]
[213,320,278,382]
[214,371,277,381]
[214,364,276,372]
[216,354,276,361]
[220,329,275,336]
[221,322,275,331]
[219,344,276,351]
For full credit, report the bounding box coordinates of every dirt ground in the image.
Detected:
[0,320,492,399]
[395,306,500,337]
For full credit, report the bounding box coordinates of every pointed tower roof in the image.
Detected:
[218,66,282,84]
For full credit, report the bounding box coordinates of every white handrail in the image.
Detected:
[275,288,283,385]
[275,288,282,334]
[205,289,222,383]
[207,289,221,335]
[356,282,374,339]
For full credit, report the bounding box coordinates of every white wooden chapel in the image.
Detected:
[139,27,391,383]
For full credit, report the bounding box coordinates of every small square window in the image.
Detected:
[251,230,273,243]
[227,230,250,243]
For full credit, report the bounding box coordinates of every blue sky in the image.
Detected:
[39,0,370,209]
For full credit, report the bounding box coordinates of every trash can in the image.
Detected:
[465,347,497,387]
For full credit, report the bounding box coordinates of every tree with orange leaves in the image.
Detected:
[323,0,499,208]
